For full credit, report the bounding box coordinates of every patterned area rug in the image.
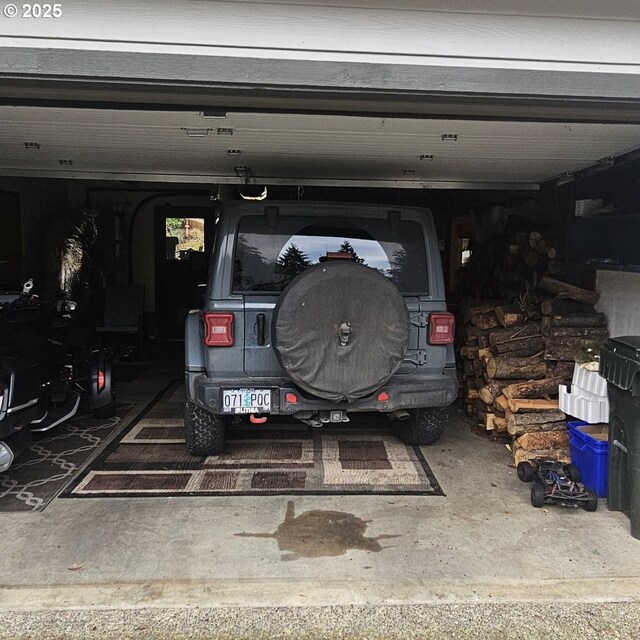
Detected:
[0,403,134,512]
[62,384,444,498]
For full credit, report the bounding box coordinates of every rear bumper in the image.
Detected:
[187,370,458,415]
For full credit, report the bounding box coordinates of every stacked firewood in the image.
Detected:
[459,276,607,465]
[461,230,563,300]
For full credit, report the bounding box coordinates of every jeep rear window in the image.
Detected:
[233,215,429,294]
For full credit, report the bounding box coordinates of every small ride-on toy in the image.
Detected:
[517,458,598,512]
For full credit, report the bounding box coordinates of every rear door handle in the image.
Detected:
[256,313,266,346]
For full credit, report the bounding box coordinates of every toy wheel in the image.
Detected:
[517,461,535,483]
[564,464,581,483]
[531,482,545,508]
[584,491,598,512]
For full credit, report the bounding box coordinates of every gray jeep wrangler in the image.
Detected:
[184,201,457,455]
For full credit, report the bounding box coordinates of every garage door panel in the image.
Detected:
[2,105,640,185]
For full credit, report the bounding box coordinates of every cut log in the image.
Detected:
[469,309,500,330]
[465,325,494,339]
[545,336,607,361]
[523,249,539,269]
[478,380,526,405]
[550,313,607,328]
[494,395,510,412]
[507,398,560,413]
[514,447,570,466]
[495,305,527,328]
[460,346,480,359]
[537,276,599,306]
[541,298,594,317]
[493,336,545,357]
[484,413,496,430]
[477,335,490,349]
[488,323,541,347]
[516,430,569,451]
[535,239,549,255]
[485,357,547,380]
[547,259,565,276]
[467,389,480,400]
[528,231,543,249]
[463,359,475,376]
[507,417,566,437]
[494,417,508,433]
[463,302,503,324]
[502,377,562,400]
[546,361,575,381]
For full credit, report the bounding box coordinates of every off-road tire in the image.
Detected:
[394,407,447,446]
[184,400,226,456]
[584,491,599,512]
[564,463,581,483]
[517,461,535,483]
[531,482,545,508]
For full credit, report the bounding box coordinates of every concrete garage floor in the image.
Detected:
[1,372,639,639]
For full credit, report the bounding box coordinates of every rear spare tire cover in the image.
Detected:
[273,261,410,402]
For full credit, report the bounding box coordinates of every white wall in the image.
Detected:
[596,270,640,338]
[1,0,640,72]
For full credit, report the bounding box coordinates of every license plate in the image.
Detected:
[222,388,271,414]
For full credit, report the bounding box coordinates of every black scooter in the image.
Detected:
[0,280,114,472]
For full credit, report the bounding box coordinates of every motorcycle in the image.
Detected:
[0,280,114,472]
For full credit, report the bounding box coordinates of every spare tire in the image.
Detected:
[273,261,410,402]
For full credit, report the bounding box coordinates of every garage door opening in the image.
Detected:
[2,103,640,511]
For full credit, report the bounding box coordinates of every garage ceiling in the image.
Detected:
[2,106,640,189]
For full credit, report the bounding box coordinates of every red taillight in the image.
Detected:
[429,312,455,345]
[204,313,234,347]
[377,391,389,402]
[285,393,298,405]
[97,370,105,391]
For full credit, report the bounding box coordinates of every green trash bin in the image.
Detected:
[600,336,640,539]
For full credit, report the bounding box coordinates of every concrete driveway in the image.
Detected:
[1,372,639,638]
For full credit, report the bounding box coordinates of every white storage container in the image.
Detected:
[571,363,608,398]
[559,384,609,424]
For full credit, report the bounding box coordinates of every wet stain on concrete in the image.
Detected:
[236,501,399,560]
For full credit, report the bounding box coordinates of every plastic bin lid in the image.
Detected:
[600,336,640,392]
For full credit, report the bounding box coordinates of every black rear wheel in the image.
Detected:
[584,491,599,512]
[517,461,535,483]
[184,400,227,456]
[531,482,546,508]
[394,407,447,446]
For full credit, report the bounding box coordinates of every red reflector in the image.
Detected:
[204,313,234,347]
[285,392,298,404]
[429,312,455,345]
[377,391,389,402]
[97,370,105,390]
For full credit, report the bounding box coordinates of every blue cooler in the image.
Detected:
[568,420,609,498]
